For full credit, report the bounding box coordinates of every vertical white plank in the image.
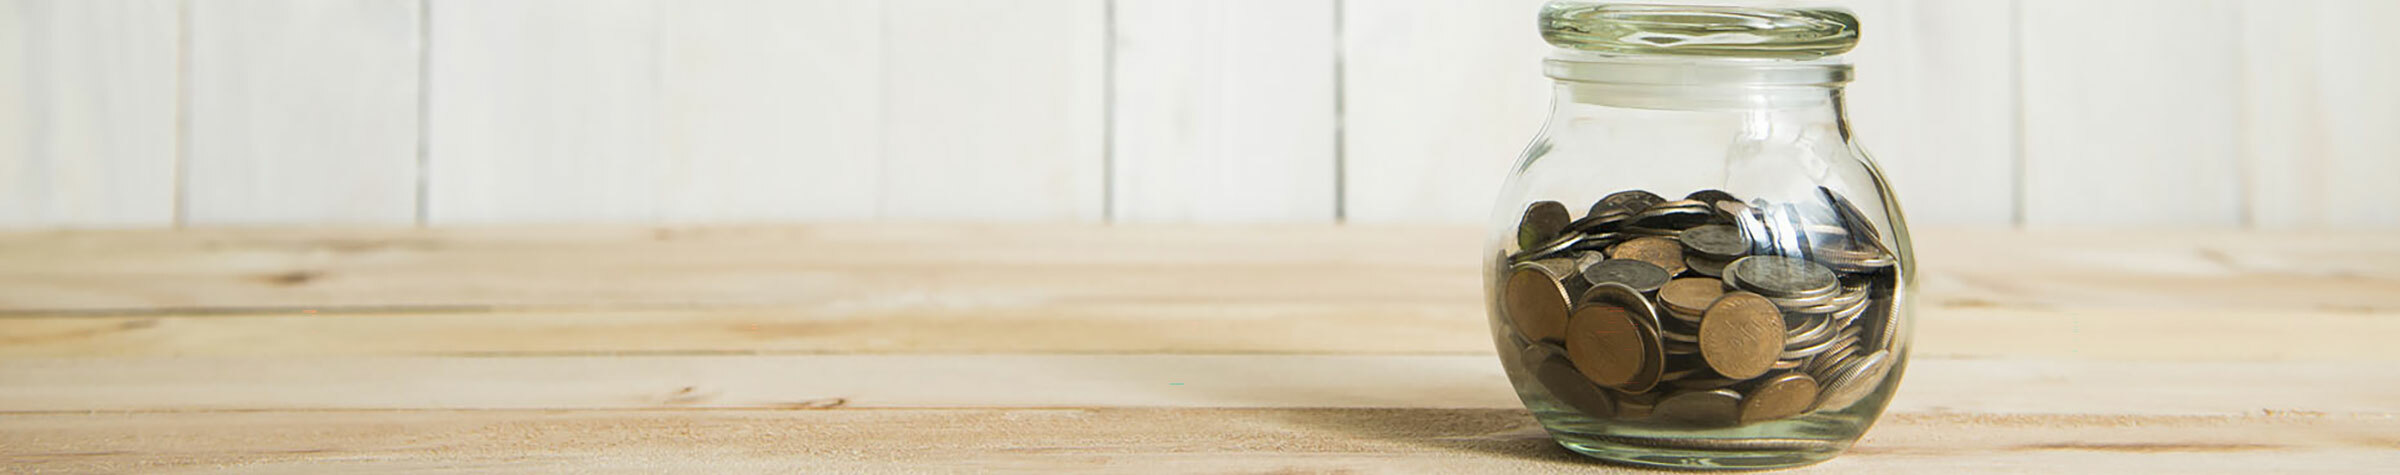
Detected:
[2019,0,2243,227]
[880,0,1107,221]
[1340,0,1551,224]
[1834,0,2018,227]
[0,0,177,228]
[1109,0,1337,223]
[185,0,421,225]
[426,0,661,224]
[658,0,882,223]
[2240,0,2400,229]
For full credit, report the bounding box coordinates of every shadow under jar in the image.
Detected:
[1484,2,1915,470]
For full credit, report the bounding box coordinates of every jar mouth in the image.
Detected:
[1545,51,1852,87]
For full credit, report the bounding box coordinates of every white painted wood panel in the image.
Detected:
[2239,0,2400,229]
[425,0,662,224]
[0,0,178,228]
[879,0,1107,221]
[658,0,882,223]
[2018,0,2244,227]
[1834,0,2018,227]
[1340,0,1551,224]
[185,0,421,225]
[1109,0,1337,223]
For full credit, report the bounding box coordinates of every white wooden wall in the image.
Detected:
[3,0,2396,228]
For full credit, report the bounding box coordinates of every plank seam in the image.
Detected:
[415,0,433,227]
[172,0,193,229]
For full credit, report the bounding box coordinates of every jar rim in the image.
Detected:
[1544,51,1853,87]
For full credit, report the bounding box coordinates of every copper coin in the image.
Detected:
[1816,349,1894,410]
[1609,237,1687,275]
[1739,372,1820,424]
[1659,277,1726,316]
[1516,201,1573,251]
[1699,292,1784,380]
[1530,353,1617,418]
[1565,283,1665,392]
[1503,263,1574,343]
[1655,389,1743,427]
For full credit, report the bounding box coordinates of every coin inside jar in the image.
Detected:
[1609,237,1688,275]
[1654,389,1743,427]
[1815,349,1894,410]
[1685,189,1740,207]
[1727,256,1839,299]
[1517,201,1573,251]
[1659,278,1726,316]
[1739,373,1820,424]
[1581,259,1671,293]
[1679,224,1749,259]
[1592,190,1667,218]
[1699,292,1784,380]
[1503,263,1575,342]
[1530,352,1617,418]
[1565,283,1665,392]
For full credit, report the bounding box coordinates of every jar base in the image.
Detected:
[1550,431,1847,470]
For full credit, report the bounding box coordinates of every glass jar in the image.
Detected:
[1484,1,1913,470]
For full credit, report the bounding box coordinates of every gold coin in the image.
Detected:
[1740,373,1820,424]
[1655,389,1743,427]
[1658,277,1725,316]
[1565,284,1665,393]
[1609,236,1688,275]
[1699,292,1783,380]
[1503,263,1573,342]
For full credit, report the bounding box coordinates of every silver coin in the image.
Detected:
[1591,190,1667,218]
[1563,232,1631,253]
[1819,186,1887,252]
[1807,342,1859,378]
[1508,230,1581,262]
[1811,244,1897,273]
[1779,326,1849,360]
[1581,259,1671,293]
[1685,189,1741,207]
[1782,314,1836,347]
[1727,256,1840,299]
[1633,200,1718,230]
[1562,211,1632,235]
[1517,201,1573,251]
[1815,349,1894,410]
[1686,254,1731,278]
[1655,389,1744,427]
[1680,224,1750,259]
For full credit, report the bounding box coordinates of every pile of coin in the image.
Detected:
[1500,187,1902,428]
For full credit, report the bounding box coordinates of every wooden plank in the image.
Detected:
[1,355,2394,415]
[0,0,179,228]
[4,227,2397,314]
[1833,0,2018,226]
[184,0,421,225]
[0,304,2389,362]
[2,409,2393,473]
[2239,0,2400,229]
[878,0,1107,221]
[1109,0,1337,223]
[2018,0,2244,227]
[657,0,882,222]
[424,0,662,224]
[1338,0,1551,224]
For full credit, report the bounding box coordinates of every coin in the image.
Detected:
[1770,357,1807,370]
[1562,211,1632,235]
[1609,237,1687,276]
[1564,232,1631,253]
[1532,353,1618,418]
[1503,263,1575,342]
[1680,224,1749,259]
[1658,277,1726,316]
[1582,259,1671,293]
[1808,342,1859,377]
[1699,292,1784,380]
[1819,186,1885,251]
[1811,245,1897,273]
[1633,200,1717,230]
[1517,201,1573,251]
[1655,389,1743,427]
[1782,314,1835,347]
[1566,283,1665,392]
[1815,349,1894,410]
[1592,190,1667,218]
[1509,230,1580,262]
[1779,326,1846,360]
[1686,254,1731,278]
[1726,256,1839,299]
[1739,373,1820,424]
[1685,189,1741,207]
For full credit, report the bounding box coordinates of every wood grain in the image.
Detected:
[1110,0,1337,223]
[184,0,422,225]
[2018,0,2245,227]
[4,409,2393,474]
[0,0,179,229]
[878,0,1107,221]
[424,0,664,224]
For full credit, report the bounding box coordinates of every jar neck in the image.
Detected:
[1543,50,1852,112]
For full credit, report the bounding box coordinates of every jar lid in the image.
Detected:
[1540,2,1860,59]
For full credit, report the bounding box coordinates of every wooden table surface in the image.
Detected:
[2,225,2395,473]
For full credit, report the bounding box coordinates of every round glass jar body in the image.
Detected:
[1483,4,1912,470]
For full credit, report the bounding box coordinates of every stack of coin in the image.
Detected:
[1499,188,1903,428]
